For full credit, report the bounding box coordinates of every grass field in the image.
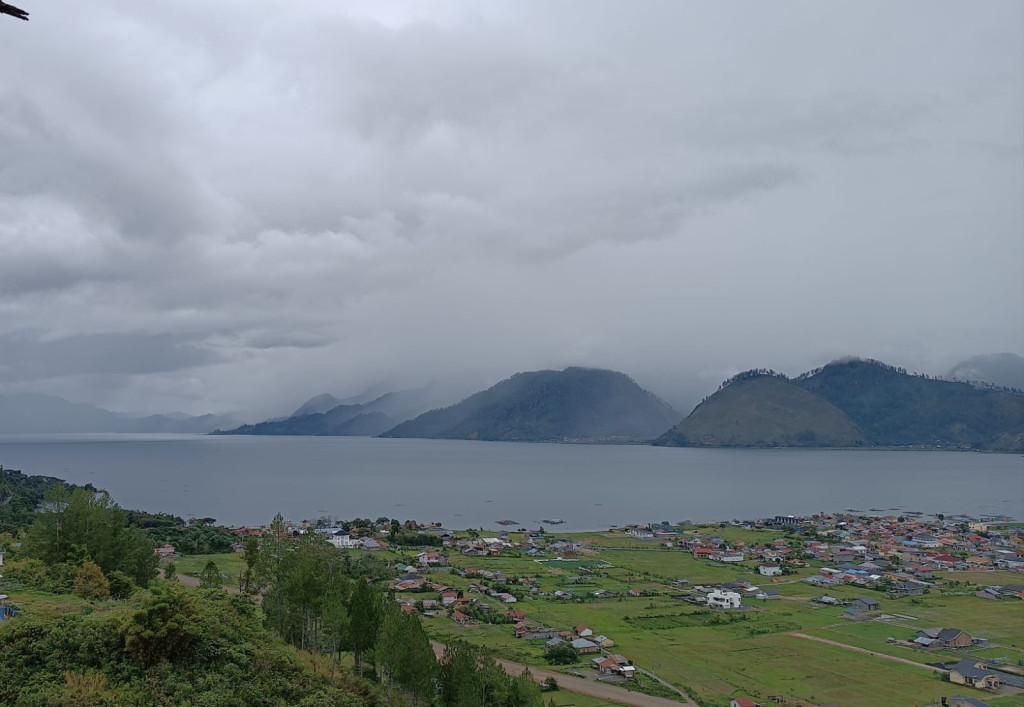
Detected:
[164,552,245,587]
[420,529,1023,707]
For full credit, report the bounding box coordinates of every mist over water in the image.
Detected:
[1,435,1020,528]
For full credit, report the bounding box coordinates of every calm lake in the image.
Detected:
[0,434,1021,529]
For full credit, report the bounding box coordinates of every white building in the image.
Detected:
[707,589,742,609]
[758,563,782,576]
[326,533,360,549]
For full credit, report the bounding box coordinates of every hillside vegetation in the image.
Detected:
[381,367,679,441]
[656,359,1024,451]
[654,374,863,448]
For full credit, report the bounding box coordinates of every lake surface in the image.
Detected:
[0,434,1021,529]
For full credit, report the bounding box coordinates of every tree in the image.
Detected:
[347,578,381,675]
[124,582,202,667]
[198,561,223,590]
[164,561,178,581]
[23,487,157,588]
[73,561,110,600]
[240,535,261,594]
[544,642,577,665]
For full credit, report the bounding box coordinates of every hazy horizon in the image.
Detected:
[1,1,1021,420]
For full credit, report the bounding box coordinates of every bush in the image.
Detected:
[544,642,577,665]
[72,562,110,600]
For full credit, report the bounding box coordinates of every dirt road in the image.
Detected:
[430,642,691,707]
[787,633,948,673]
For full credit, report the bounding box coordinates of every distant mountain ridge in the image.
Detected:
[381,367,679,442]
[213,384,455,437]
[0,393,241,434]
[655,358,1024,451]
[946,353,1024,392]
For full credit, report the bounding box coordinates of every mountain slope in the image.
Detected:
[654,358,1024,451]
[214,385,458,436]
[381,367,679,441]
[654,374,863,448]
[792,358,1024,449]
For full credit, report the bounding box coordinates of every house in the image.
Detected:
[593,634,615,648]
[591,655,636,679]
[516,625,559,640]
[915,628,973,648]
[575,625,593,637]
[154,544,176,558]
[707,589,742,609]
[441,591,459,606]
[714,550,745,563]
[451,611,472,626]
[730,699,759,707]
[571,638,599,654]
[327,533,360,549]
[889,581,925,598]
[842,607,866,621]
[507,609,526,621]
[628,588,644,597]
[758,563,782,576]
[949,659,1001,690]
[850,597,880,612]
[415,552,449,566]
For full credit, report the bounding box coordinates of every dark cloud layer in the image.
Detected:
[0,0,1020,418]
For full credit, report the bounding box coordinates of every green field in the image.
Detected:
[419,529,1023,707]
[164,551,245,586]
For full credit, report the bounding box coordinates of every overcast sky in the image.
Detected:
[1,0,1021,419]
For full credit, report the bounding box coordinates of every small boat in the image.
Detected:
[542,519,566,525]
[496,519,518,526]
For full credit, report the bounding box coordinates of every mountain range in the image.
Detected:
[0,393,241,434]
[212,383,457,437]
[380,367,679,442]
[655,358,1024,451]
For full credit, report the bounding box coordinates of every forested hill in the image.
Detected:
[380,367,679,442]
[791,359,1024,449]
[655,359,1024,451]
[653,374,863,448]
[0,466,93,534]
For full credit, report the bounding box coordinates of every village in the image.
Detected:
[169,509,1024,707]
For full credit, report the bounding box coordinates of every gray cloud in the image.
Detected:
[0,0,1020,418]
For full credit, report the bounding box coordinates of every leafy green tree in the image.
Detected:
[72,561,110,600]
[163,560,178,581]
[543,642,577,665]
[106,570,135,600]
[198,560,223,590]
[22,487,158,587]
[124,582,202,667]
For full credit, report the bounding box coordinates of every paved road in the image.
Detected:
[787,632,948,673]
[431,642,691,707]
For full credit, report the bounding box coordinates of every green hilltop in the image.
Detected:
[655,358,1024,451]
